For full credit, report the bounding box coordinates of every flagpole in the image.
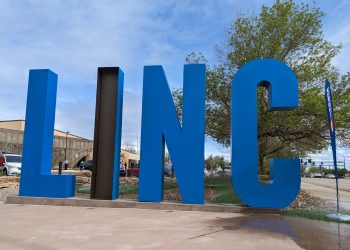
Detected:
[333,151,340,214]
[324,80,350,222]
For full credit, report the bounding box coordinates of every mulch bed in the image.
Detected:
[286,189,337,211]
[119,188,217,202]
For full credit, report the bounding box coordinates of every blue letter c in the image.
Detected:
[231,59,300,208]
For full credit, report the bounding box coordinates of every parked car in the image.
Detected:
[326,174,336,179]
[83,160,93,171]
[204,168,210,177]
[164,163,173,177]
[222,166,232,175]
[310,173,322,178]
[0,152,22,176]
[127,163,139,177]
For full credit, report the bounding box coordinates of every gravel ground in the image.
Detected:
[0,183,19,204]
[286,189,337,211]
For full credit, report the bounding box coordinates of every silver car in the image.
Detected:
[0,153,22,176]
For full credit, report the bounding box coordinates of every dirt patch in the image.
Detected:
[75,170,92,177]
[0,183,19,203]
[0,176,20,184]
[120,177,139,186]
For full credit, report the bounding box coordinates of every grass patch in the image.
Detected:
[119,185,138,195]
[281,209,350,224]
[119,181,178,196]
[205,176,241,204]
[76,185,140,195]
[76,185,90,194]
[75,177,242,204]
[76,181,179,196]
[164,181,178,190]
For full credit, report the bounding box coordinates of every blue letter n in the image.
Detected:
[138,65,206,204]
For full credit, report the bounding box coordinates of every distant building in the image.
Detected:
[0,120,93,167]
[120,150,140,169]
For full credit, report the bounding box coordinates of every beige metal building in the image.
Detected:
[120,150,140,169]
[0,120,93,167]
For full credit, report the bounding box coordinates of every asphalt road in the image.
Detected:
[301,178,350,210]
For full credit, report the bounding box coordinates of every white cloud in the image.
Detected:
[0,0,243,146]
[1,0,349,159]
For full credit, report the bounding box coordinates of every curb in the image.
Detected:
[6,196,279,214]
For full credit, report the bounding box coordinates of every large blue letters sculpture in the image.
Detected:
[138,65,206,204]
[19,70,75,198]
[231,59,300,208]
[18,60,301,208]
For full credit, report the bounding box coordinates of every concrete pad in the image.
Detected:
[326,213,350,222]
[6,196,279,214]
[0,204,349,250]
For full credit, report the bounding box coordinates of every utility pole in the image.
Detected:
[64,131,70,161]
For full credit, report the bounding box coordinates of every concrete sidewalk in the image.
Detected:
[0,204,349,250]
[301,178,350,200]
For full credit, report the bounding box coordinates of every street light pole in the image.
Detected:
[65,131,70,161]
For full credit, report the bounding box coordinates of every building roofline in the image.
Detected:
[0,119,92,142]
[53,128,90,141]
[0,119,25,123]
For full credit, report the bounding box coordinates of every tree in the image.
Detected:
[175,0,350,173]
[205,155,227,170]
[122,143,138,154]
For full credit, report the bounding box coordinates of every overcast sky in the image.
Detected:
[0,0,349,166]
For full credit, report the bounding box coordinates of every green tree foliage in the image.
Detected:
[307,166,323,174]
[174,0,350,172]
[205,155,227,170]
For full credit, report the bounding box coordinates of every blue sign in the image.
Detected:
[325,80,337,170]
[325,79,341,213]
[19,59,301,209]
